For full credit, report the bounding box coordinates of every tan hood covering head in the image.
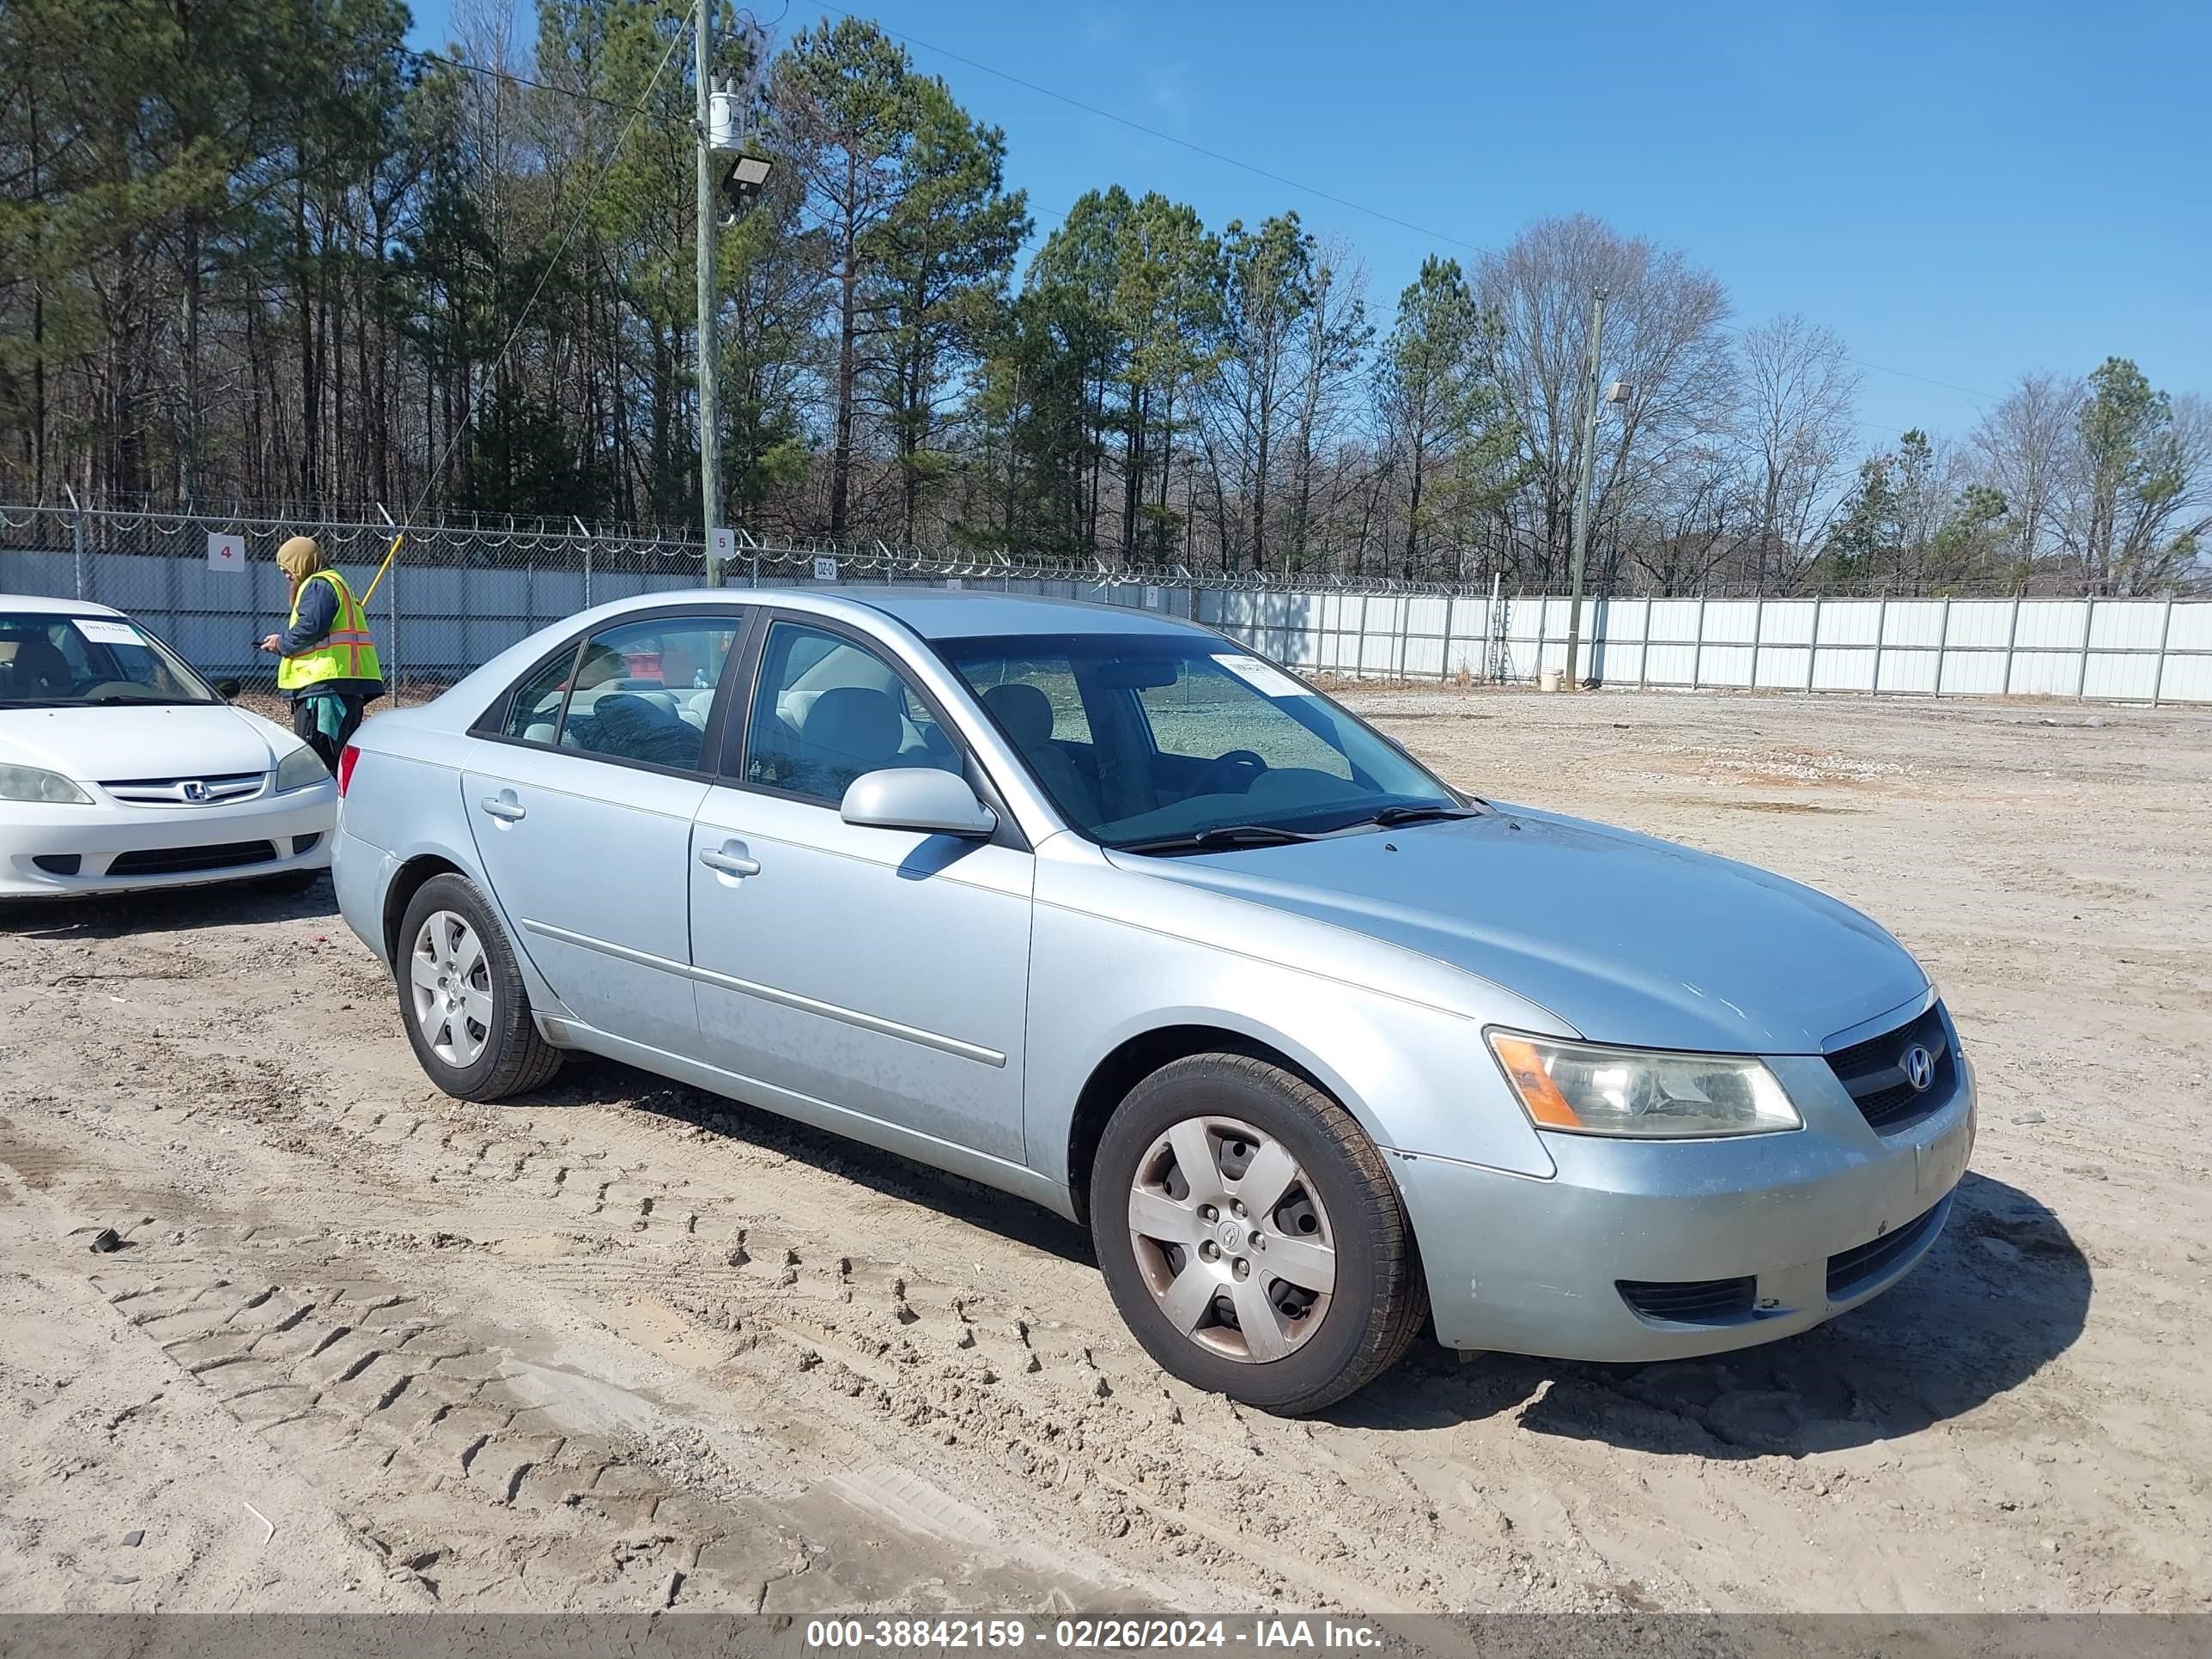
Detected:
[276,535,326,583]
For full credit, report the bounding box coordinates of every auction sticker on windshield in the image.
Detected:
[1212,653,1307,698]
[73,618,147,647]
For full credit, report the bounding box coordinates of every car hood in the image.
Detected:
[0,703,289,781]
[1112,805,1926,1054]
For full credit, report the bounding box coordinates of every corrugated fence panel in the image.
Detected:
[9,540,2212,702]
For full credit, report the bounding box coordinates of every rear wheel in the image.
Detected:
[395,873,561,1102]
[1091,1054,1426,1415]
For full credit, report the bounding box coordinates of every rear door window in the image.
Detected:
[493,614,742,773]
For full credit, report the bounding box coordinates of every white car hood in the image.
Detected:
[0,703,291,781]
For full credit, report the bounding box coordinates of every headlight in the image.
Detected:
[1487,1030,1802,1139]
[274,744,330,793]
[0,763,92,805]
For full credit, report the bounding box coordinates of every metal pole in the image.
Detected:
[1691,594,1706,690]
[388,550,401,708]
[695,0,723,586]
[2001,595,2020,696]
[64,484,86,600]
[2152,595,2175,708]
[1934,596,1951,698]
[1872,597,1887,696]
[1487,573,1500,682]
[1440,592,1455,682]
[1563,287,1606,690]
[1637,599,1650,690]
[1807,596,1821,693]
[1356,592,1370,681]
[1749,597,1764,690]
[2075,596,2095,699]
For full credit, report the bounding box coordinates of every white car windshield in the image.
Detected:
[0,611,219,708]
[937,632,1468,852]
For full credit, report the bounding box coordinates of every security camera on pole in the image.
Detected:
[695,4,775,587]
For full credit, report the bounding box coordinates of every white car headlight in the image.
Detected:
[273,744,330,793]
[1487,1030,1802,1139]
[0,763,93,805]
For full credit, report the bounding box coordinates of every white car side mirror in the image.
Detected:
[840,768,997,839]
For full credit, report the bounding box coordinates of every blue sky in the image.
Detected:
[409,0,2209,447]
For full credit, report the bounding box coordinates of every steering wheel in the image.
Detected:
[1189,749,1268,797]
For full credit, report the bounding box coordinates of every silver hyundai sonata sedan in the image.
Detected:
[332,588,1974,1413]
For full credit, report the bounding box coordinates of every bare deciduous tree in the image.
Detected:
[1737,313,1859,590]
[1474,213,1735,589]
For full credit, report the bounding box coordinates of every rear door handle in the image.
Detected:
[699,843,761,878]
[479,793,526,823]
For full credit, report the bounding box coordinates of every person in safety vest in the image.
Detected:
[258,535,385,769]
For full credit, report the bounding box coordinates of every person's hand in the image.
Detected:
[258,633,282,653]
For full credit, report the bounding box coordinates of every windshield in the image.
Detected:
[937,632,1464,850]
[0,611,220,708]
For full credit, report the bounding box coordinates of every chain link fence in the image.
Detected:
[3,501,2208,705]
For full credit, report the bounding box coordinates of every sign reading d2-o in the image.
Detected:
[812,555,838,583]
[206,532,246,573]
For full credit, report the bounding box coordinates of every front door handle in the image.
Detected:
[479,793,526,823]
[699,844,761,878]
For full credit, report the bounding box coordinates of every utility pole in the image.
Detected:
[695,0,723,586]
[1563,287,1606,690]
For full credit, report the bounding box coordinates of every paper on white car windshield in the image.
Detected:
[1212,653,1307,699]
[73,618,147,648]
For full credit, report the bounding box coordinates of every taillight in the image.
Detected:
[336,743,360,797]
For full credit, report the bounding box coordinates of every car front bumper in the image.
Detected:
[1389,1049,1977,1362]
[0,783,337,897]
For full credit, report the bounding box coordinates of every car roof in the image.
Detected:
[0,593,126,619]
[840,586,1212,640]
[597,585,1215,641]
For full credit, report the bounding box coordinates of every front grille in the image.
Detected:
[32,854,81,876]
[1826,1002,1954,1132]
[1618,1275,1757,1324]
[1826,1198,1948,1296]
[106,840,276,877]
[100,771,266,805]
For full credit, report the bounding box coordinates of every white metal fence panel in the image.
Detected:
[4,503,2209,705]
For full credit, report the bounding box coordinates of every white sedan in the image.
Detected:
[0,594,337,898]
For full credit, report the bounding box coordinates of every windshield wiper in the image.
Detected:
[86,693,203,706]
[1335,803,1482,830]
[1117,823,1320,855]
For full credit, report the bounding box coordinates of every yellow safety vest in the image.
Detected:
[277,569,383,691]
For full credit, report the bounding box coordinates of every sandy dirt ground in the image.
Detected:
[1,687,2207,1616]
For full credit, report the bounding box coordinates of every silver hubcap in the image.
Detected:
[410,909,493,1069]
[1127,1115,1336,1364]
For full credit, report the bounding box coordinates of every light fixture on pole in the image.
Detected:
[719,151,774,222]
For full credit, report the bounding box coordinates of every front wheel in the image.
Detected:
[1091,1054,1427,1415]
[395,873,562,1102]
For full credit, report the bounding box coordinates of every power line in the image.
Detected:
[822,6,2002,409]
[813,4,1487,256]
[404,25,690,519]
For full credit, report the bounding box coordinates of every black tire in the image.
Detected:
[1090,1054,1428,1415]
[394,872,562,1102]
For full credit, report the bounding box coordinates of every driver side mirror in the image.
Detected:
[215,678,243,701]
[840,768,997,839]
